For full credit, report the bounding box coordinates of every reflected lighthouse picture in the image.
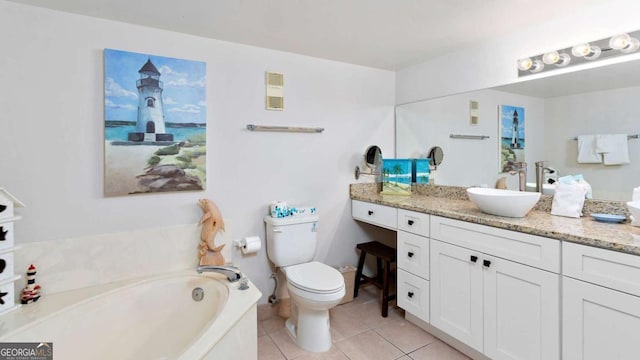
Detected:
[500,105,525,172]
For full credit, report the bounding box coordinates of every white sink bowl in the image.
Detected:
[467,187,541,218]
[628,201,640,227]
[525,182,556,196]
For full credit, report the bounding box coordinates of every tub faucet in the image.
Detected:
[196,265,242,283]
[505,161,527,191]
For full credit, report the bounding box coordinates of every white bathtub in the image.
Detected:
[0,271,261,359]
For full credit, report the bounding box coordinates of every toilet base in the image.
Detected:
[285,305,332,352]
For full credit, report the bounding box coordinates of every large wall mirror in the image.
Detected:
[396,59,640,201]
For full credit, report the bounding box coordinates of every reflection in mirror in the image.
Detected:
[354,145,382,180]
[396,59,640,201]
[428,146,444,169]
[365,145,382,169]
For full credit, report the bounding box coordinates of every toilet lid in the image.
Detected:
[286,262,344,294]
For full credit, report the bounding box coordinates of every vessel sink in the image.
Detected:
[467,187,541,218]
[628,201,640,227]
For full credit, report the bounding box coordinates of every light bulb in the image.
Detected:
[584,45,601,60]
[530,60,544,73]
[609,33,631,50]
[621,37,640,53]
[517,58,533,71]
[542,51,560,64]
[571,43,591,57]
[556,53,571,67]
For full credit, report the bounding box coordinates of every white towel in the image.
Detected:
[577,135,601,163]
[597,134,630,165]
[633,186,640,201]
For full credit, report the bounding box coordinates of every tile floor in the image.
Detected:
[257,285,470,360]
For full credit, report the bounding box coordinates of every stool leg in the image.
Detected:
[376,257,383,285]
[354,250,367,298]
[381,260,390,317]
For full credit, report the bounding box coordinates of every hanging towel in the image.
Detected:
[577,135,601,163]
[597,134,630,165]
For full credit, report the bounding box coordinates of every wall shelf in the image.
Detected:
[246,124,324,133]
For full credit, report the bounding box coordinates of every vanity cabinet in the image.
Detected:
[562,242,640,360]
[430,216,560,360]
[351,200,397,230]
[397,209,430,322]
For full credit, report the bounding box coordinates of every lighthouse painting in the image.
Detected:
[499,105,525,172]
[104,49,206,197]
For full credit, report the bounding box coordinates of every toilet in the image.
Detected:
[264,214,345,352]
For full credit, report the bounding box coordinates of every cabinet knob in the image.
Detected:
[408,251,414,258]
[408,220,414,226]
[470,255,478,263]
[407,291,414,298]
[483,259,491,267]
[368,210,374,216]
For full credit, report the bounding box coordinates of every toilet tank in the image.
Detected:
[264,215,319,267]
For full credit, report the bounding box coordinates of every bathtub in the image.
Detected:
[0,271,261,359]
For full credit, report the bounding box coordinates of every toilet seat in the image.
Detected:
[285,261,344,294]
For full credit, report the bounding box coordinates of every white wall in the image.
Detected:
[396,0,640,104]
[396,89,544,189]
[0,1,395,303]
[544,87,640,200]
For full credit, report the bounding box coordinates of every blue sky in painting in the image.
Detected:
[104,49,206,124]
[500,105,525,139]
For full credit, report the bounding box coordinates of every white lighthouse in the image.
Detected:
[128,58,173,142]
[510,109,519,149]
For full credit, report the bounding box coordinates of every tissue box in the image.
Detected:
[412,159,431,184]
[381,159,412,195]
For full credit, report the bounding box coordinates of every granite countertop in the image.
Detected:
[350,184,640,256]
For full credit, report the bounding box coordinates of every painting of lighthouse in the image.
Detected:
[104,49,206,197]
[499,105,525,172]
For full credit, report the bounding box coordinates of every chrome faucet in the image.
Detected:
[505,161,527,191]
[196,265,242,283]
[534,161,556,193]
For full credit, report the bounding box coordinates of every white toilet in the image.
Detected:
[264,214,345,352]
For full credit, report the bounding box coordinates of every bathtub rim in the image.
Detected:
[0,270,261,359]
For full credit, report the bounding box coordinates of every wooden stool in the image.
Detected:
[354,241,396,317]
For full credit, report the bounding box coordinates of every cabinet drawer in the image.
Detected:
[397,269,429,322]
[564,241,640,297]
[398,231,429,279]
[430,216,560,273]
[397,209,430,237]
[352,200,397,230]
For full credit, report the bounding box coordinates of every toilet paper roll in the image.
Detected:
[242,236,262,254]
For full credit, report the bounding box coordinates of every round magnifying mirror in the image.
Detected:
[365,145,382,170]
[428,146,444,169]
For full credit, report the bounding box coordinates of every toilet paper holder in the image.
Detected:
[234,236,262,254]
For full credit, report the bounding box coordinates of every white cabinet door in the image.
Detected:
[430,239,483,352]
[563,277,640,360]
[484,256,560,360]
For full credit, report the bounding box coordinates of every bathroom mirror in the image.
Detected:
[428,146,443,169]
[365,145,382,169]
[396,59,640,201]
[355,145,382,179]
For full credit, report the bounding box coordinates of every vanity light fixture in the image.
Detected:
[518,30,640,77]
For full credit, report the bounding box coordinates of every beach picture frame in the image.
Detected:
[499,105,525,172]
[104,49,206,196]
[381,159,412,195]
